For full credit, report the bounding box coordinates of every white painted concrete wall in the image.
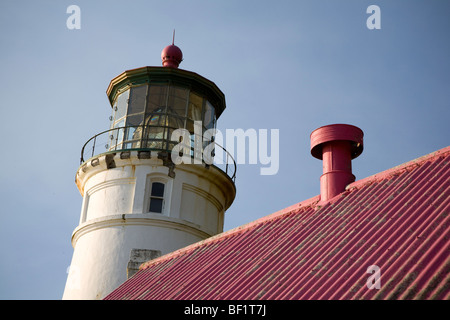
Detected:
[63,151,235,300]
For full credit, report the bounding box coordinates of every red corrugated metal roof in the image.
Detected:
[105,146,450,300]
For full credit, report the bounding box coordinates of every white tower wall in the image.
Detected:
[63,151,235,299]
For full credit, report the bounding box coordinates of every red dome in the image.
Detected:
[161,45,183,68]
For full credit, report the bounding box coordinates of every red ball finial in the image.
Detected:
[161,30,183,68]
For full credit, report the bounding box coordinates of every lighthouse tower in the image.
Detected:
[63,42,236,300]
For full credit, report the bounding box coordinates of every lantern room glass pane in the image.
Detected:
[126,113,144,127]
[168,86,188,117]
[128,85,147,115]
[147,85,168,113]
[185,119,194,134]
[145,114,165,127]
[116,127,125,149]
[188,92,203,121]
[204,100,215,130]
[111,89,129,128]
[145,126,165,140]
[125,126,142,143]
[165,115,185,130]
[144,126,165,150]
[116,90,129,118]
[113,119,125,130]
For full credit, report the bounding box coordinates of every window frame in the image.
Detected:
[144,174,172,215]
[149,182,165,213]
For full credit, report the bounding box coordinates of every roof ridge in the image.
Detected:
[347,145,450,191]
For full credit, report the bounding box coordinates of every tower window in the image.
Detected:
[149,182,165,213]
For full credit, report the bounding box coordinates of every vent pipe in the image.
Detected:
[310,124,364,202]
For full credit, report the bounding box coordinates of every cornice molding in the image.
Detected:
[71,213,214,247]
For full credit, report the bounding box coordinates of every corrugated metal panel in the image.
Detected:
[105,146,450,300]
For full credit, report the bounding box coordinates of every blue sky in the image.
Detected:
[0,0,448,299]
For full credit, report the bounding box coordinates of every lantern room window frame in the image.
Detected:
[107,82,217,154]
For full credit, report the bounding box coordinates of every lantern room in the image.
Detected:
[106,79,218,153]
[80,44,234,180]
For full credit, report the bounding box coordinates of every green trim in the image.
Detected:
[106,67,226,118]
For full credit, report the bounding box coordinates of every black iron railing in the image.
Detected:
[80,125,236,182]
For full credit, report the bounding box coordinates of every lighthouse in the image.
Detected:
[63,42,236,300]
